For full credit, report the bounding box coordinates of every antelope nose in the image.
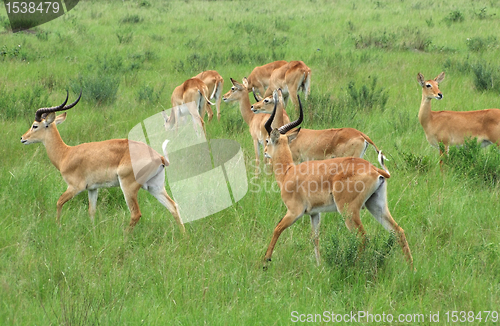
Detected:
[437,93,443,100]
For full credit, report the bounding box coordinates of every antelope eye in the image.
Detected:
[32,125,38,129]
[426,84,431,88]
[231,87,235,91]
[264,99,269,103]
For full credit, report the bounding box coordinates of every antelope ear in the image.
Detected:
[43,112,57,126]
[161,110,169,121]
[270,129,280,144]
[417,73,425,87]
[434,72,445,84]
[242,77,249,89]
[55,112,67,125]
[287,127,301,144]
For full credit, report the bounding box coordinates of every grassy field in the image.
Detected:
[1,0,500,324]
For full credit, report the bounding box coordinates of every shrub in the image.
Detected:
[443,58,472,74]
[137,84,164,104]
[354,31,396,49]
[120,14,143,24]
[70,74,120,105]
[444,10,465,25]
[116,32,133,44]
[306,92,357,127]
[444,138,500,187]
[471,61,500,93]
[466,36,497,52]
[347,76,388,111]
[0,85,50,121]
[324,223,396,284]
[400,151,432,173]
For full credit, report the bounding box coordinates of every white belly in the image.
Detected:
[308,203,338,215]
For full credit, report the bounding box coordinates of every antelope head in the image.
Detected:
[21,91,82,145]
[264,94,303,160]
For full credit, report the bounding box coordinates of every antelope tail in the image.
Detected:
[199,89,215,106]
[378,151,390,177]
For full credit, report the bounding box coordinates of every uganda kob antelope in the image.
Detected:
[168,77,215,133]
[246,60,288,97]
[261,60,311,110]
[194,70,224,121]
[251,89,384,163]
[262,95,413,269]
[418,72,500,154]
[20,92,184,232]
[222,78,290,172]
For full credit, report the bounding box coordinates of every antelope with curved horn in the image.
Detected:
[418,72,500,156]
[20,91,184,232]
[262,95,413,269]
[194,70,224,121]
[252,89,385,165]
[222,78,290,173]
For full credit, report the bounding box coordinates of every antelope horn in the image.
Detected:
[252,87,263,102]
[264,94,278,135]
[264,97,278,135]
[278,94,303,134]
[34,90,82,122]
[34,91,69,122]
[62,89,82,111]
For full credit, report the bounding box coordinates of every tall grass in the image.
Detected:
[1,0,500,324]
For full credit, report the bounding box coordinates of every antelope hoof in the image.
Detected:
[263,258,271,271]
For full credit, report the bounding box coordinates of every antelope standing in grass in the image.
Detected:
[418,72,500,155]
[246,60,288,97]
[194,70,224,121]
[251,89,384,164]
[258,60,311,111]
[222,78,290,173]
[262,95,413,269]
[168,77,215,133]
[20,92,184,232]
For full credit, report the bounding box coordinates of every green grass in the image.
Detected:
[1,0,500,324]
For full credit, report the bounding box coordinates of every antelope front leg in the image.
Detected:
[216,96,222,121]
[56,186,81,225]
[310,213,321,265]
[253,139,261,175]
[88,189,98,224]
[263,210,301,270]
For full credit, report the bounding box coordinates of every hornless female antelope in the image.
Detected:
[260,60,311,111]
[194,70,224,121]
[168,77,215,132]
[246,60,288,97]
[20,92,184,232]
[222,78,290,172]
[418,72,500,154]
[251,89,384,164]
[262,95,413,269]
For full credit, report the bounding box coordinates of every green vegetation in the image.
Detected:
[1,0,500,324]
